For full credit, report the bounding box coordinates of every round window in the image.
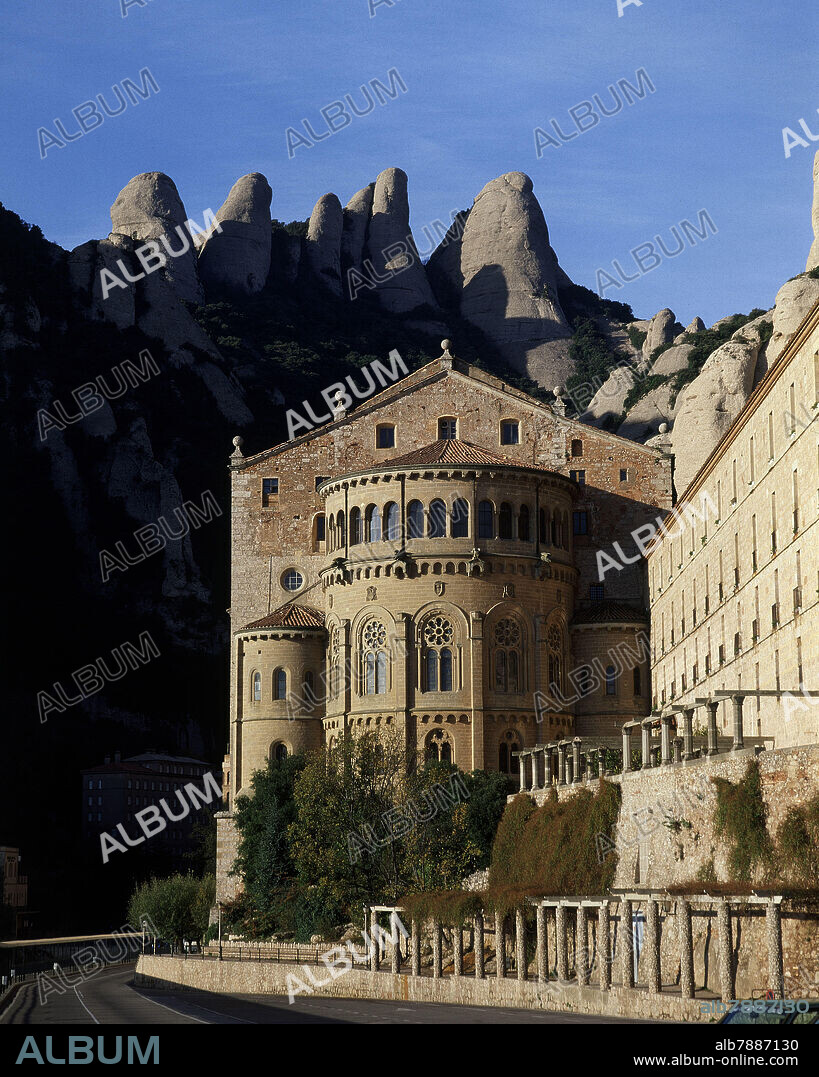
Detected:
[282,569,304,592]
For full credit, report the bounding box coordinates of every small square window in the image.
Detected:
[500,420,519,445]
[262,478,279,506]
[620,469,628,482]
[570,470,586,485]
[376,424,395,448]
[438,417,458,440]
[571,439,583,457]
[573,511,588,535]
[590,584,604,601]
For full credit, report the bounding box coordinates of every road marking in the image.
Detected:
[173,1000,255,1024]
[74,988,99,1024]
[129,987,208,1024]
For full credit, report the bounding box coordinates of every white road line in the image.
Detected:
[128,987,207,1024]
[73,988,99,1024]
[172,1000,255,1024]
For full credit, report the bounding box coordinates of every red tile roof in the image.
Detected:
[240,603,325,632]
[384,438,534,469]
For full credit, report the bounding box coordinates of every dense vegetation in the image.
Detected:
[126,874,215,948]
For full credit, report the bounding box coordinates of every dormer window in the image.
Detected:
[438,417,458,440]
[500,420,519,445]
[376,424,395,448]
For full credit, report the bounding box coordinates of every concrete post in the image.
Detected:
[536,904,547,983]
[369,908,378,972]
[766,901,784,999]
[576,906,589,986]
[682,707,695,761]
[432,917,442,979]
[641,720,652,769]
[515,907,526,981]
[706,700,720,755]
[679,899,694,1000]
[410,918,421,976]
[495,910,505,979]
[660,717,673,766]
[390,912,400,974]
[474,911,485,979]
[555,904,569,982]
[572,738,582,783]
[730,694,746,752]
[453,923,463,978]
[557,742,568,786]
[544,747,553,788]
[622,725,632,773]
[717,901,734,1002]
[620,899,634,988]
[598,904,611,991]
[645,900,661,994]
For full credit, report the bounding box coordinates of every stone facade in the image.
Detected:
[648,298,819,747]
[217,345,672,901]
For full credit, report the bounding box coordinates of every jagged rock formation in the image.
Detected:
[426,213,466,311]
[767,273,819,364]
[367,167,437,313]
[670,315,772,493]
[109,172,203,304]
[651,341,694,377]
[198,172,273,296]
[580,364,636,428]
[454,171,572,385]
[68,235,137,330]
[641,309,683,366]
[305,193,344,296]
[807,150,819,272]
[617,380,679,442]
[340,183,374,281]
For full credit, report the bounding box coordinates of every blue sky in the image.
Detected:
[1,0,817,326]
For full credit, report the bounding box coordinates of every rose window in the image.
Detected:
[424,616,453,646]
[494,618,521,647]
[363,621,387,650]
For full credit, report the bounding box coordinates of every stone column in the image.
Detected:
[369,908,378,972]
[641,721,652,769]
[515,907,526,981]
[660,717,673,766]
[645,900,661,994]
[566,756,574,784]
[555,904,569,982]
[453,923,463,978]
[730,694,746,752]
[557,742,568,786]
[706,700,720,755]
[576,906,589,986]
[390,912,400,974]
[531,749,542,791]
[682,707,695,761]
[598,904,611,990]
[673,736,683,764]
[622,725,632,773]
[572,738,582,784]
[536,904,547,983]
[495,910,505,979]
[716,901,734,1002]
[766,901,784,999]
[474,911,485,979]
[410,918,421,976]
[518,752,527,792]
[544,747,553,788]
[432,918,442,979]
[620,899,634,988]
[678,899,694,1000]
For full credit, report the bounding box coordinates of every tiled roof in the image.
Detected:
[81,762,158,777]
[571,602,648,626]
[384,438,534,469]
[240,603,325,632]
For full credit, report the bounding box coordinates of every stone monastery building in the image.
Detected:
[222,343,675,813]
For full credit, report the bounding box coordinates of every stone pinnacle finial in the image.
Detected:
[231,435,244,458]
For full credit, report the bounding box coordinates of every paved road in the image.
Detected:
[1,963,645,1024]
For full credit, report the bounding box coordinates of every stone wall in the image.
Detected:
[215,811,240,905]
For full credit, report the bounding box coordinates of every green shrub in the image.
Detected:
[626,326,647,351]
[622,373,669,413]
[713,760,774,882]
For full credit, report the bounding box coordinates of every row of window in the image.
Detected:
[656,637,805,707]
[325,500,572,550]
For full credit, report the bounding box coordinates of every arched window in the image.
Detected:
[426,729,453,764]
[478,500,494,538]
[423,615,455,692]
[336,510,346,548]
[518,504,531,541]
[550,515,557,546]
[633,666,642,696]
[314,514,325,549]
[547,624,564,696]
[362,620,388,695]
[429,499,446,538]
[539,508,547,544]
[271,742,288,763]
[252,672,261,701]
[499,503,513,540]
[498,730,520,774]
[274,668,287,700]
[365,504,381,543]
[605,665,617,695]
[383,502,399,541]
[350,507,362,545]
[303,669,316,703]
[452,498,469,538]
[328,515,336,551]
[407,500,424,539]
[493,618,523,694]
